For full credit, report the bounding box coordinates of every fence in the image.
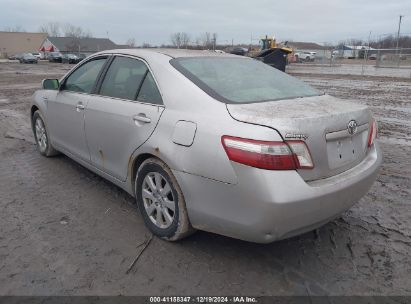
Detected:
[288,48,411,69]
[375,48,411,68]
[289,49,342,66]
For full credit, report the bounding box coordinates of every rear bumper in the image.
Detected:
[174,143,382,243]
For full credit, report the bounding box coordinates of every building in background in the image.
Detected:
[287,41,327,53]
[40,37,118,57]
[0,31,48,58]
[285,41,330,63]
[333,45,377,59]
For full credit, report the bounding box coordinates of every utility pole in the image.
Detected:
[396,15,404,50]
[366,31,371,60]
[362,31,372,76]
[396,15,404,67]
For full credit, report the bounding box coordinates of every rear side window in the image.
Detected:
[99,56,147,100]
[137,72,163,105]
[171,57,320,104]
[63,58,107,93]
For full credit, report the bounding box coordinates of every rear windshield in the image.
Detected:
[171,57,320,104]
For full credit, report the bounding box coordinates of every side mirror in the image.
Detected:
[42,79,59,90]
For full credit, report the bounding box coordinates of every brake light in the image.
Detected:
[368,119,378,147]
[221,136,314,170]
[286,140,315,169]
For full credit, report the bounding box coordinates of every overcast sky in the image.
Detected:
[0,0,410,45]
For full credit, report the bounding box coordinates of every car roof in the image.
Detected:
[99,48,239,59]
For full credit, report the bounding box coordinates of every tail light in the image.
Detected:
[221,136,314,170]
[368,119,378,147]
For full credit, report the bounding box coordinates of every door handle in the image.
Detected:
[76,103,85,111]
[133,114,151,124]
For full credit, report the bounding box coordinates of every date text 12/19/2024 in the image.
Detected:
[149,296,258,303]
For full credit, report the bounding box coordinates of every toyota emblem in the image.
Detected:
[347,120,358,135]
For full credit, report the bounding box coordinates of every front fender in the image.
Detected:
[31,90,58,122]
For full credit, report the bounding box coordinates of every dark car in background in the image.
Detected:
[62,54,79,64]
[20,53,38,64]
[77,53,88,62]
[368,53,378,60]
[48,52,63,63]
[11,53,24,61]
[230,47,248,56]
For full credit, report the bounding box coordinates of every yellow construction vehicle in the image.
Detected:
[253,35,293,72]
[260,35,293,53]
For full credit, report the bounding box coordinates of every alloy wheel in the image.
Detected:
[35,117,47,152]
[142,172,175,229]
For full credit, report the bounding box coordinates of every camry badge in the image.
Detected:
[285,133,308,140]
[347,120,358,135]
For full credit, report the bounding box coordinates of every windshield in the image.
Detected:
[171,57,320,104]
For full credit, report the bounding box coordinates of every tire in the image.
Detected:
[135,158,195,241]
[32,110,59,157]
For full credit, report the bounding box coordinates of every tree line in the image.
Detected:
[4,24,411,49]
[38,22,93,38]
[337,35,411,49]
[124,32,219,50]
[2,23,93,38]
[169,32,218,49]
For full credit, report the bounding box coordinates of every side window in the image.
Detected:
[63,58,106,93]
[99,56,147,100]
[137,72,163,105]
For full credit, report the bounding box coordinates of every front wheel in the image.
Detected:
[32,110,58,157]
[135,158,195,241]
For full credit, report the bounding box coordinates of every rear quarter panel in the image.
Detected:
[126,57,284,186]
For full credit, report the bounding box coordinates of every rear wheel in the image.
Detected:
[135,158,195,241]
[32,110,58,157]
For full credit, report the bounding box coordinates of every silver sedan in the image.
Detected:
[31,49,382,243]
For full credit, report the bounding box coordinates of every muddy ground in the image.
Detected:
[0,61,410,296]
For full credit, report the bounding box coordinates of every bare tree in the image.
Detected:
[180,32,190,48]
[200,32,212,49]
[3,25,26,32]
[142,42,151,48]
[126,38,137,47]
[82,29,93,38]
[170,32,191,49]
[39,22,61,36]
[63,23,81,38]
[198,32,217,49]
[62,23,93,38]
[212,32,218,50]
[194,37,201,48]
[170,32,182,48]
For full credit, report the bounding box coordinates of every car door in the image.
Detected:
[84,55,164,181]
[48,56,108,161]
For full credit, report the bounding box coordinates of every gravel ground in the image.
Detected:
[0,61,410,296]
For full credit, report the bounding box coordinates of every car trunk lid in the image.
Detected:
[226,94,372,181]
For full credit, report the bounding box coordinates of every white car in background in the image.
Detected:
[295,51,316,62]
[31,52,43,60]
